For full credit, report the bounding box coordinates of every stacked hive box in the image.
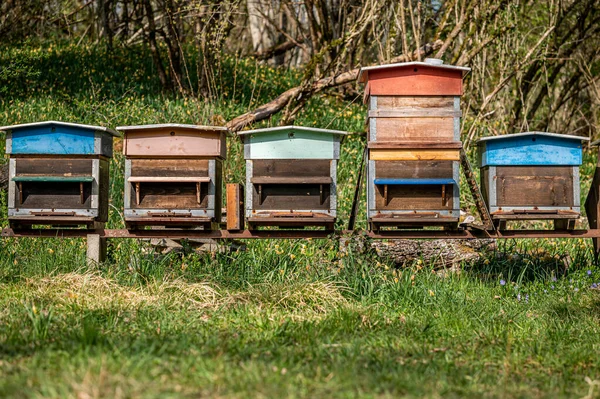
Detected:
[358,58,470,230]
[478,132,588,230]
[1,121,117,229]
[117,124,227,229]
[240,126,346,230]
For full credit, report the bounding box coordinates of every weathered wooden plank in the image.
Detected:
[369,109,461,118]
[252,159,331,177]
[375,96,455,109]
[495,166,574,207]
[251,176,332,184]
[368,142,462,149]
[15,158,93,176]
[375,160,453,179]
[226,183,244,230]
[365,65,464,96]
[373,117,455,141]
[370,149,460,161]
[130,159,209,177]
[124,129,226,158]
[128,176,211,183]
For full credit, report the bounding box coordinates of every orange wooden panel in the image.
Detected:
[367,66,464,96]
[374,117,455,141]
[226,183,244,230]
[124,128,226,158]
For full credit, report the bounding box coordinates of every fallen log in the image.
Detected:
[371,238,497,268]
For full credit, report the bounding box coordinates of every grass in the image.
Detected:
[0,42,600,398]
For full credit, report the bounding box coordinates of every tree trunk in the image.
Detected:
[142,0,171,91]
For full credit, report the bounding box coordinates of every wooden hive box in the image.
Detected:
[1,121,118,229]
[478,132,588,230]
[358,59,470,230]
[240,126,346,230]
[117,124,227,229]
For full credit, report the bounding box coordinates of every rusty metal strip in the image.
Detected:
[3,228,600,239]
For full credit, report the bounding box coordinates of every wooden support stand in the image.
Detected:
[86,232,107,265]
[585,166,600,261]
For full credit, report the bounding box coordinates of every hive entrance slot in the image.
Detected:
[252,183,331,210]
[129,178,210,209]
[14,178,93,208]
[374,178,455,207]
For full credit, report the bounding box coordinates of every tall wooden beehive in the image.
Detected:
[117,124,227,229]
[240,126,346,230]
[358,58,470,230]
[478,132,588,230]
[1,121,118,229]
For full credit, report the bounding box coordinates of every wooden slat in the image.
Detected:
[15,158,93,176]
[252,159,331,177]
[375,161,453,179]
[251,176,332,184]
[226,183,244,230]
[368,142,462,149]
[130,159,209,177]
[374,178,455,185]
[369,109,461,118]
[13,176,93,182]
[370,149,460,161]
[128,176,211,183]
[373,117,455,141]
[375,96,455,109]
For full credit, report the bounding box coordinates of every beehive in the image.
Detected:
[1,121,118,229]
[478,132,588,230]
[240,126,346,229]
[358,58,470,230]
[116,124,227,229]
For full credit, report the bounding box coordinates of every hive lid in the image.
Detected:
[116,123,228,133]
[0,120,119,136]
[477,131,589,144]
[357,58,471,83]
[237,125,348,136]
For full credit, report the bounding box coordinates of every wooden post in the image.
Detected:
[86,233,107,265]
[585,166,600,261]
[226,183,244,230]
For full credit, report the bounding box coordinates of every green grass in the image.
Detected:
[1,43,600,398]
